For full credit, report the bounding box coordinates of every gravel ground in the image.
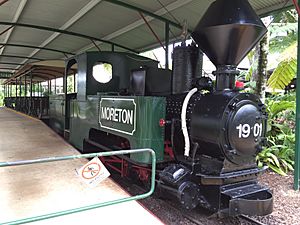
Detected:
[253,172,300,225]
[114,171,300,225]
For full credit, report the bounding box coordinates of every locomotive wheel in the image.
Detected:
[178,181,201,210]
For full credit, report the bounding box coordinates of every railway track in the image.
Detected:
[163,199,267,225]
[111,174,267,225]
[238,215,267,225]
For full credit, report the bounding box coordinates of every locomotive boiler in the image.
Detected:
[48,0,273,217]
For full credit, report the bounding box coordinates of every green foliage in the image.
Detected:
[245,66,253,82]
[256,92,296,175]
[269,9,297,55]
[0,84,4,106]
[67,75,75,93]
[256,147,294,176]
[272,9,297,23]
[267,99,295,119]
[267,57,296,90]
[252,9,297,175]
[0,89,3,106]
[269,23,297,54]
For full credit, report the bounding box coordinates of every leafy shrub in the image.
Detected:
[267,57,296,90]
[256,92,295,175]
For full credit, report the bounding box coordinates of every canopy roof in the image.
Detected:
[0,0,293,80]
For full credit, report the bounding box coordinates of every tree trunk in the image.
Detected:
[251,34,269,103]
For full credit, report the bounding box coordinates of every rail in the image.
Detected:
[0,148,156,225]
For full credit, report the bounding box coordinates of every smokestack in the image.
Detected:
[191,0,267,90]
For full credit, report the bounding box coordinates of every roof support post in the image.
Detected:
[48,80,50,96]
[111,44,115,52]
[54,77,56,95]
[19,77,21,97]
[39,82,41,97]
[30,73,32,114]
[24,75,27,111]
[10,83,12,98]
[15,79,17,98]
[63,67,68,135]
[294,0,300,191]
[165,22,169,69]
[49,80,52,95]
[73,73,76,93]
[19,77,21,111]
[24,75,27,97]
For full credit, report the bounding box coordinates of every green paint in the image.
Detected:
[294,2,300,191]
[48,95,65,134]
[68,95,165,164]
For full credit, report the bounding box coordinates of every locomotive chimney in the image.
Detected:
[191,0,267,91]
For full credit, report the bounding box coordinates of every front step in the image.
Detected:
[221,180,273,216]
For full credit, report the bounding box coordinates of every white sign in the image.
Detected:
[99,98,137,135]
[236,123,263,138]
[77,157,110,187]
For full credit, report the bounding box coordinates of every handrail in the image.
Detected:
[0,148,156,225]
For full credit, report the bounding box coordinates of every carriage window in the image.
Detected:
[93,63,112,83]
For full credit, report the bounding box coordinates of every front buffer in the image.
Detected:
[158,164,273,216]
[221,180,273,216]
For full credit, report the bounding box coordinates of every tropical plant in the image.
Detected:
[267,42,297,90]
[269,23,297,55]
[0,87,3,106]
[269,9,297,55]
[244,10,297,92]
[256,92,296,175]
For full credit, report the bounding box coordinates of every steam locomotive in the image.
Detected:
[47,0,273,217]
